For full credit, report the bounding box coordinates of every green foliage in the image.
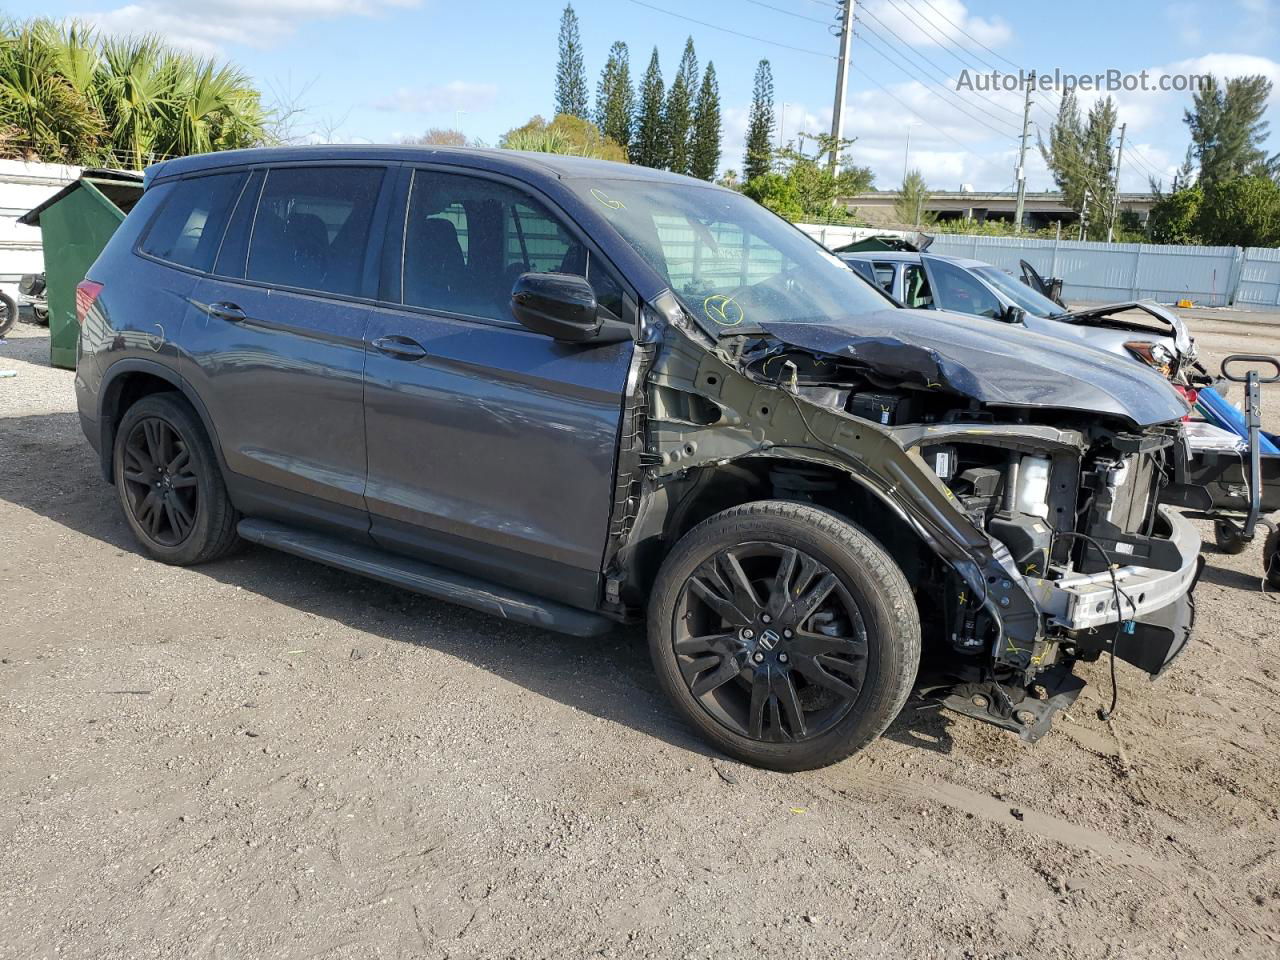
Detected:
[1196,175,1280,247]
[1147,186,1203,244]
[0,17,267,167]
[594,41,633,150]
[742,138,872,222]
[663,37,697,176]
[554,4,588,120]
[632,47,666,168]
[689,62,720,181]
[500,113,628,163]
[894,169,935,227]
[743,59,774,183]
[742,171,803,220]
[1185,74,1276,189]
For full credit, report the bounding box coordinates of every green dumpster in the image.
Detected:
[18,169,144,370]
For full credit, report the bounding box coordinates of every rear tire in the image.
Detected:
[648,500,921,771]
[113,393,239,565]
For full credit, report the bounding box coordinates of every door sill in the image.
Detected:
[237,518,615,637]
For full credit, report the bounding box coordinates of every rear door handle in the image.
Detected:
[372,335,428,360]
[208,301,246,323]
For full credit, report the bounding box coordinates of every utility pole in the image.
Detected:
[1107,122,1127,242]
[828,0,855,172]
[1079,187,1090,241]
[1013,72,1034,234]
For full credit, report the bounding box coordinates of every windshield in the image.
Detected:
[971,265,1065,318]
[565,178,892,333]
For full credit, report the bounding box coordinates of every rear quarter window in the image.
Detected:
[139,173,247,272]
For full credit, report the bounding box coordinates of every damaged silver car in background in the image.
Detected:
[839,250,1208,388]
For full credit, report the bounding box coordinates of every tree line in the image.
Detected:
[0,17,269,169]
[547,4,873,222]
[1040,73,1280,247]
[552,3,721,179]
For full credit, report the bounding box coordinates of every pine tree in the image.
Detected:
[595,41,634,151]
[632,47,666,168]
[664,37,697,174]
[690,62,721,181]
[554,4,588,120]
[894,169,935,227]
[743,59,774,183]
[1185,74,1276,188]
[1039,92,1117,240]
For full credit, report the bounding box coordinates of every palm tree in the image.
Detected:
[0,17,270,167]
[97,35,171,168]
[0,19,102,161]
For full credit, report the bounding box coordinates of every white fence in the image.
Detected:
[1236,246,1280,308]
[798,223,1280,310]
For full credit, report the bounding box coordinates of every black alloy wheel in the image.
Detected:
[673,543,867,743]
[120,416,200,546]
[649,501,920,771]
[112,392,240,565]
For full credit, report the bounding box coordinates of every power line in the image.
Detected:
[846,63,1002,164]
[911,0,1023,72]
[854,26,1020,138]
[743,0,833,26]
[855,5,1021,121]
[621,0,834,58]
[878,0,997,81]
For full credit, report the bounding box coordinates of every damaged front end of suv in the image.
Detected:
[605,293,1202,743]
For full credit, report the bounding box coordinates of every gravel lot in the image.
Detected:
[2,314,1279,960]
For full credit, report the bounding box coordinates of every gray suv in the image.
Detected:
[75,146,1201,770]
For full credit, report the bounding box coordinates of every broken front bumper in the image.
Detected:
[1026,506,1201,632]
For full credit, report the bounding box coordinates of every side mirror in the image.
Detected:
[1002,304,1026,324]
[511,272,601,343]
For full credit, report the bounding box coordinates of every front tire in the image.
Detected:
[113,393,239,565]
[648,501,921,771]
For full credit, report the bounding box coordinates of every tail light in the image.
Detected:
[75,280,103,326]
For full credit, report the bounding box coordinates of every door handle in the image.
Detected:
[208,301,246,323]
[373,335,428,360]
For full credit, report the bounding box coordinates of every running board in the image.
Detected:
[236,519,614,637]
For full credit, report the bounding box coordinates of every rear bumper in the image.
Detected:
[1028,506,1201,631]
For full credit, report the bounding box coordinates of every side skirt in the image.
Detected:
[237,519,616,638]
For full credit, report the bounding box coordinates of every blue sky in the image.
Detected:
[13,0,1280,192]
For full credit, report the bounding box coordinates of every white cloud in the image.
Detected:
[858,0,1012,50]
[75,0,420,56]
[372,81,498,114]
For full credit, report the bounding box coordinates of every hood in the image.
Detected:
[759,308,1189,427]
[1059,300,1193,356]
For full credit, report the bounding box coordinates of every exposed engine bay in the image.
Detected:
[604,294,1203,742]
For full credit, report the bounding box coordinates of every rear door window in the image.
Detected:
[871,261,896,293]
[247,166,385,297]
[140,172,246,272]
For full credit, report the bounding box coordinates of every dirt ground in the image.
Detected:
[2,313,1278,960]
